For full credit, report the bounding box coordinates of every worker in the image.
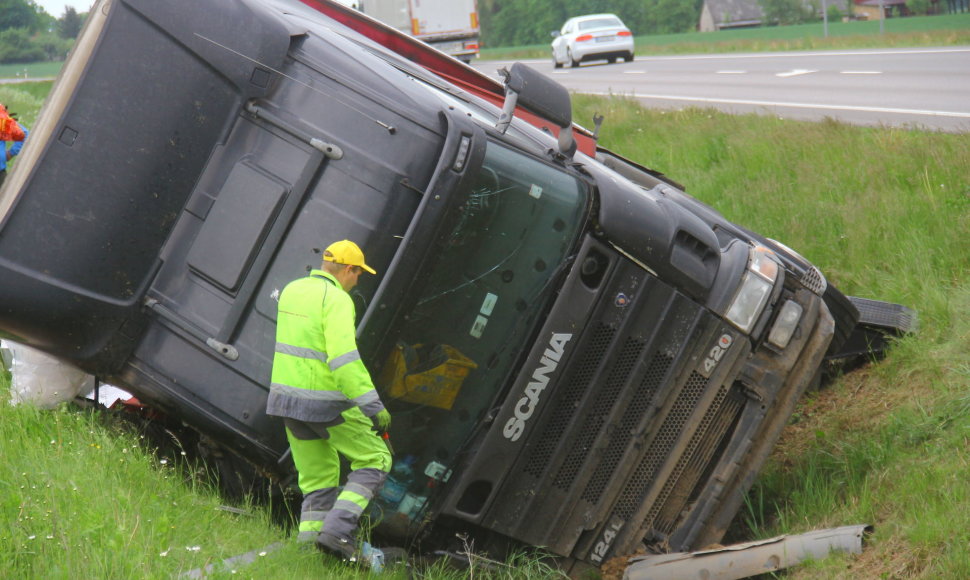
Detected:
[266,239,392,567]
[0,103,26,189]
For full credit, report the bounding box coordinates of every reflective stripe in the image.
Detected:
[270,383,349,402]
[276,341,329,363]
[300,510,329,523]
[343,482,373,502]
[296,530,319,543]
[358,398,384,418]
[352,389,380,407]
[333,499,364,516]
[330,350,361,371]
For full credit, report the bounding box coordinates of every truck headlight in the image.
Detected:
[725,246,778,334]
[768,300,804,349]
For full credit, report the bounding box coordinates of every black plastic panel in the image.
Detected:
[188,163,288,293]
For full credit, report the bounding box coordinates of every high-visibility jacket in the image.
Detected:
[0,105,25,142]
[266,270,384,422]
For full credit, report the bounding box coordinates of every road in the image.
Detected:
[473,47,970,133]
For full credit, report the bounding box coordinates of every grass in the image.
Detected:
[0,81,52,129]
[0,394,290,578]
[480,13,970,60]
[0,61,62,80]
[569,96,969,577]
[0,368,566,579]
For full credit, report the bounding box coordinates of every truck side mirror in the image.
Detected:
[495,62,575,159]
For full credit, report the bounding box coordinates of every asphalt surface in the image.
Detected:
[473,47,970,133]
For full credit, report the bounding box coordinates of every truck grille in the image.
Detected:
[483,253,750,559]
[581,352,672,504]
[552,336,646,490]
[651,384,744,535]
[615,371,712,522]
[523,323,615,479]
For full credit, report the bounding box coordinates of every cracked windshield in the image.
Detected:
[370,141,588,530]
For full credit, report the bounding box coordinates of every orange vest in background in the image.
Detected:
[0,104,25,142]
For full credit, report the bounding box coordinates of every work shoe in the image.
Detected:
[316,531,386,572]
[316,531,357,561]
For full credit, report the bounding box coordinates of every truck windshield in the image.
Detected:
[373,140,587,523]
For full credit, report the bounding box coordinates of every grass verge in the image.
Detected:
[0,373,566,579]
[0,82,51,128]
[0,61,62,81]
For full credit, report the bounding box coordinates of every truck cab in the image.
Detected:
[0,0,841,570]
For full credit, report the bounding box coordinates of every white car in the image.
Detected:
[551,14,634,68]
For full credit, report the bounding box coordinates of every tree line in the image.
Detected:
[479,0,704,47]
[478,0,856,47]
[1,0,83,64]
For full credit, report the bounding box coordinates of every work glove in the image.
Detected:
[373,408,392,433]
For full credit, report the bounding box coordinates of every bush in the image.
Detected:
[36,33,73,61]
[0,31,44,64]
[907,0,932,14]
[0,29,69,64]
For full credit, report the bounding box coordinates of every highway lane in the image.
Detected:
[473,47,970,132]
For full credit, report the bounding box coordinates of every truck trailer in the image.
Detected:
[0,0,906,573]
[357,0,480,63]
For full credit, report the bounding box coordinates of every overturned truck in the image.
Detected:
[0,0,911,573]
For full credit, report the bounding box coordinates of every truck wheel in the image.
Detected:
[568,48,579,68]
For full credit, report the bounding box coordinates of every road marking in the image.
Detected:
[840,70,882,75]
[474,48,970,70]
[776,69,818,78]
[623,70,647,74]
[716,70,747,74]
[582,90,970,119]
[611,47,970,62]
[551,70,570,74]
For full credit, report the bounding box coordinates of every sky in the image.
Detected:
[34,0,94,18]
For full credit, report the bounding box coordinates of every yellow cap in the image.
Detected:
[323,240,376,274]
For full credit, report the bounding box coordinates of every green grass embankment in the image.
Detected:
[0,372,563,578]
